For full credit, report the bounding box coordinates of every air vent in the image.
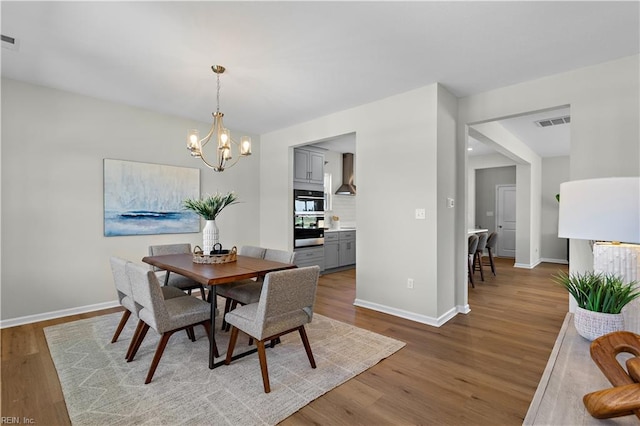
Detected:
[2,34,19,51]
[535,115,570,128]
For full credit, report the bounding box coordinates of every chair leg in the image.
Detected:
[201,320,219,358]
[111,309,132,343]
[199,285,207,301]
[186,327,195,342]
[145,331,174,384]
[224,300,238,332]
[225,327,240,365]
[488,248,496,275]
[298,326,316,369]
[256,340,271,393]
[468,255,475,288]
[474,252,485,281]
[127,321,150,362]
[126,319,145,360]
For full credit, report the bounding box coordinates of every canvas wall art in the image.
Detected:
[104,159,200,236]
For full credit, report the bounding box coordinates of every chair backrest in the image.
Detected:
[254,266,320,339]
[110,257,131,302]
[148,243,192,271]
[240,245,267,259]
[126,261,170,332]
[486,232,498,249]
[468,234,479,255]
[264,248,296,264]
[476,232,488,252]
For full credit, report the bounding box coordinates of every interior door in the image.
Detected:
[496,184,516,258]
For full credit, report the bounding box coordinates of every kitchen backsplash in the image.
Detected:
[327,194,356,227]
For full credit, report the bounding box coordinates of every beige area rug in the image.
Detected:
[44,306,405,425]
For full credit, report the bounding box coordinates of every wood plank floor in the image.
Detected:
[1,258,568,425]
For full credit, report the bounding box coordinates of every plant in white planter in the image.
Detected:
[183,192,239,254]
[554,271,640,341]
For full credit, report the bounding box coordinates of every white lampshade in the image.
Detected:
[558,177,640,244]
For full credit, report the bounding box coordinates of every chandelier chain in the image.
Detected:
[216,72,221,114]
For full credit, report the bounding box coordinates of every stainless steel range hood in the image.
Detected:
[335,153,356,195]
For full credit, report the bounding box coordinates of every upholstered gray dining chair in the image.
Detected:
[468,235,479,288]
[473,232,488,282]
[125,262,218,384]
[148,243,207,300]
[109,257,186,347]
[217,245,266,329]
[221,248,297,331]
[485,232,498,276]
[224,265,320,393]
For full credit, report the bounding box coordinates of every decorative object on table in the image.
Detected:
[183,191,239,254]
[558,177,640,333]
[332,215,340,230]
[554,271,640,341]
[583,331,640,419]
[103,159,200,236]
[193,245,238,264]
[186,65,251,172]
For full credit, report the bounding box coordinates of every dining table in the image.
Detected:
[142,253,296,369]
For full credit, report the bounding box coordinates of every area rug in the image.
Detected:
[44,307,405,425]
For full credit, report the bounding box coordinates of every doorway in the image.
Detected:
[496,184,516,258]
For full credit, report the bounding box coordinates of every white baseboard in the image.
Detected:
[353,298,461,327]
[540,258,569,265]
[514,259,542,269]
[0,300,121,329]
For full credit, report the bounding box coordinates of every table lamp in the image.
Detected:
[558,176,640,332]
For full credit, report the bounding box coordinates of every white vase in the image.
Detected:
[202,219,219,254]
[574,306,625,341]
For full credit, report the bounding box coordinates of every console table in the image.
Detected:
[524,313,637,425]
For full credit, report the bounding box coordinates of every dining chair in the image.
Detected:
[473,232,488,281]
[221,249,297,332]
[224,265,320,393]
[125,262,218,384]
[109,257,186,345]
[148,243,207,300]
[485,232,498,276]
[217,245,267,329]
[468,234,479,288]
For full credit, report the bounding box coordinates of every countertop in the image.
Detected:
[324,228,356,233]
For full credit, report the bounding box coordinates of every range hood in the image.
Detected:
[335,153,356,195]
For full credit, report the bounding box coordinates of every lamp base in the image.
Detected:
[594,242,640,334]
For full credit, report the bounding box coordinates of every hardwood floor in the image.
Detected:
[1,258,568,425]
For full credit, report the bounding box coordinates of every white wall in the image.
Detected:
[467,153,516,228]
[1,78,261,322]
[459,55,640,294]
[260,83,459,325]
[541,156,570,263]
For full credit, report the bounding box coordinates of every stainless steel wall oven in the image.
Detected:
[294,189,324,248]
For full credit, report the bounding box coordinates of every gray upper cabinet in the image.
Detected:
[294,148,324,185]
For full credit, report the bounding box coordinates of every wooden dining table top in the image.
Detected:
[142,253,296,286]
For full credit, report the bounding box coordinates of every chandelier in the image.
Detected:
[187,65,251,172]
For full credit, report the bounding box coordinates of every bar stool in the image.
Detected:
[473,232,488,281]
[468,234,479,288]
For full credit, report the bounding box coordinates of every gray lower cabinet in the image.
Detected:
[324,233,340,269]
[324,231,356,270]
[294,246,325,271]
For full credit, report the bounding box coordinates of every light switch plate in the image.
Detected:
[447,198,455,208]
[415,208,426,220]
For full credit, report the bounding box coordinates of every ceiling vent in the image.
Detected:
[535,115,570,128]
[1,34,19,51]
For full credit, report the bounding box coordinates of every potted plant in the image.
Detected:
[183,191,239,254]
[554,271,640,341]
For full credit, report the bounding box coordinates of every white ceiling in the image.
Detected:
[2,2,638,156]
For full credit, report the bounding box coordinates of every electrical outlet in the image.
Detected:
[407,278,414,289]
[415,209,426,220]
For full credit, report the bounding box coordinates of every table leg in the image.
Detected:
[209,285,216,369]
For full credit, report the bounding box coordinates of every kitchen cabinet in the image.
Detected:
[324,233,340,269]
[294,246,325,271]
[294,148,324,185]
[324,230,356,270]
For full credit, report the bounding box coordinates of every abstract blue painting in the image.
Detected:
[104,159,200,236]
